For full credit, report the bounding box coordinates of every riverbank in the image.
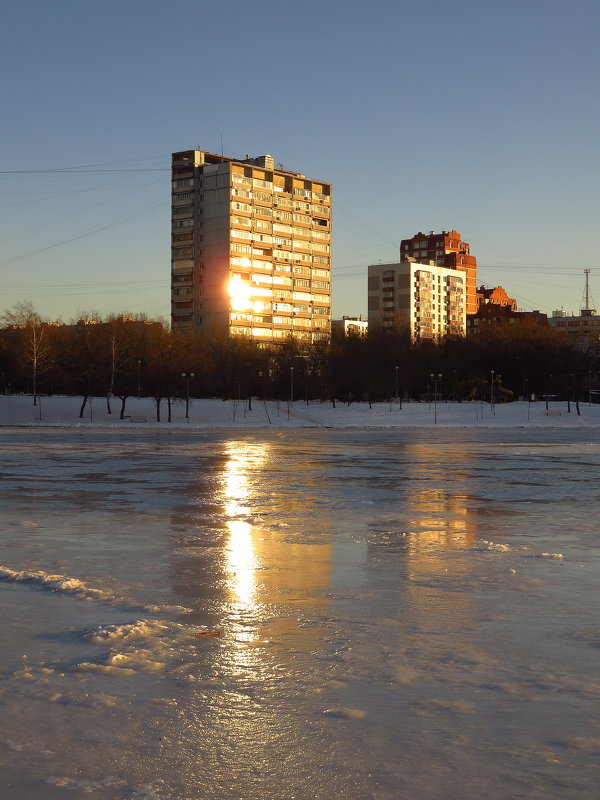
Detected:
[1,394,599,429]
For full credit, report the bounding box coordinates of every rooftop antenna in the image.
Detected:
[220,132,224,158]
[581,268,596,316]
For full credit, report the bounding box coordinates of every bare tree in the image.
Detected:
[1,302,53,405]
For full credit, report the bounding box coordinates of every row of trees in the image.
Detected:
[1,302,598,418]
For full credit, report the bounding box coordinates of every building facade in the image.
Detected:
[368,260,466,338]
[331,316,369,338]
[171,150,332,342]
[466,305,547,335]
[400,230,477,315]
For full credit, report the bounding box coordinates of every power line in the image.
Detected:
[0,199,164,268]
[0,168,168,174]
[1,279,166,290]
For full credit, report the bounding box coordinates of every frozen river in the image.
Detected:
[1,427,599,799]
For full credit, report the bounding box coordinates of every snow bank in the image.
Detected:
[1,394,599,429]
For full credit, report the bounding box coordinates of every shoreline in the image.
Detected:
[1,396,599,430]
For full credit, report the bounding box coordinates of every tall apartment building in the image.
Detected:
[171,150,332,342]
[368,260,466,338]
[400,230,477,315]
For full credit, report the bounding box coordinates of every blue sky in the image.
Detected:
[1,0,599,322]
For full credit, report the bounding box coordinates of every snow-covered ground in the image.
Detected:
[1,393,599,428]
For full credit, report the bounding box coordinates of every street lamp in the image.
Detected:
[430,372,442,424]
[290,366,294,404]
[181,372,194,421]
[394,365,402,409]
[137,359,141,399]
[490,369,495,414]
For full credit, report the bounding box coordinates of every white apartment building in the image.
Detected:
[367,259,466,338]
[171,150,332,342]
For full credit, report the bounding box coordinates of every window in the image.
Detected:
[253,178,273,190]
[231,228,252,240]
[172,205,194,216]
[174,192,193,202]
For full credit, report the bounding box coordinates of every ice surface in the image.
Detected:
[1,424,600,799]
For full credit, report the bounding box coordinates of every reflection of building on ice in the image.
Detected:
[221,440,332,646]
[366,443,480,585]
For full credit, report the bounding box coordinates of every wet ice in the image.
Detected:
[1,427,600,799]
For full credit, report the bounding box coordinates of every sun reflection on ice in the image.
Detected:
[226,519,256,610]
[220,443,268,620]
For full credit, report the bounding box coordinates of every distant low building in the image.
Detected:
[332,316,368,338]
[548,308,600,350]
[467,305,547,335]
[548,270,600,350]
[467,284,546,334]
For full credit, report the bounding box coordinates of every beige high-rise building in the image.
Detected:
[368,259,466,338]
[171,150,332,342]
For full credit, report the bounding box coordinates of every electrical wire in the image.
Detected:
[0,199,165,268]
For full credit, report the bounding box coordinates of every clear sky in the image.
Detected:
[1,0,599,322]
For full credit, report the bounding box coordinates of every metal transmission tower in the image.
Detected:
[581,269,596,316]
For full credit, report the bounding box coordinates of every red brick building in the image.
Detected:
[400,230,478,315]
[476,285,517,312]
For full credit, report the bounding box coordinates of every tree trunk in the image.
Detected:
[155,396,161,422]
[119,396,128,420]
[167,396,172,422]
[79,394,89,418]
[106,394,112,414]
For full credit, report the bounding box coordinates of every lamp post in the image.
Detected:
[290,366,294,404]
[430,372,442,424]
[394,365,402,409]
[181,372,194,421]
[137,359,141,399]
[490,369,495,414]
